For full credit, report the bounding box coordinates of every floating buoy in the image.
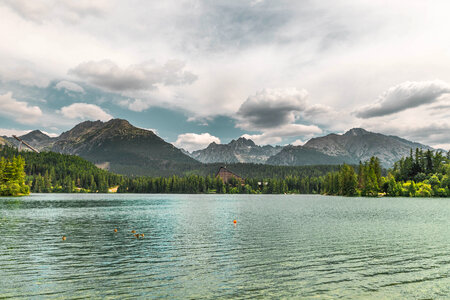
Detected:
[233,220,237,224]
[62,236,66,241]
[139,233,144,238]
[114,228,118,233]
[134,234,139,238]
[131,230,136,234]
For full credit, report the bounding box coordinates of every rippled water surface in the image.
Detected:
[0,194,449,299]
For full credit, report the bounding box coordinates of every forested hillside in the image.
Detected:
[119,173,329,194]
[0,145,342,194]
[2,143,447,197]
[187,163,342,178]
[0,147,123,193]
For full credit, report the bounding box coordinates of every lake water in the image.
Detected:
[0,194,449,299]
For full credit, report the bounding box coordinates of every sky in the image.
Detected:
[0,0,450,152]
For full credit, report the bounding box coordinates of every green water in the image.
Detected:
[0,194,449,299]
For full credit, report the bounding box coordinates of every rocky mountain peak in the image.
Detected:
[344,128,369,136]
[20,130,52,141]
[68,120,102,131]
[1,129,56,151]
[233,137,256,147]
[50,118,198,176]
[301,127,434,167]
[191,136,282,164]
[105,118,131,128]
[27,130,48,136]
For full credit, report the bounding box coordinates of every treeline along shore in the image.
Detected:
[0,155,30,196]
[0,146,449,197]
[324,149,450,197]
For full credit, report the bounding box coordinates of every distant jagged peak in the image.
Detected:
[21,129,51,139]
[344,128,370,136]
[70,120,103,131]
[104,118,132,127]
[233,137,256,147]
[204,137,256,149]
[195,141,221,152]
[28,129,45,135]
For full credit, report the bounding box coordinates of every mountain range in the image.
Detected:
[1,119,438,175]
[190,137,283,164]
[3,119,200,176]
[267,128,433,167]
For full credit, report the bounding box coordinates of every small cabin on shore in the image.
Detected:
[216,166,244,184]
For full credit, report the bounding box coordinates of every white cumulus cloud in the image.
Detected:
[241,133,282,145]
[119,99,152,112]
[55,80,85,93]
[0,92,42,124]
[41,131,59,137]
[0,128,32,137]
[173,133,220,152]
[431,143,450,151]
[291,139,305,146]
[242,124,322,145]
[59,103,112,121]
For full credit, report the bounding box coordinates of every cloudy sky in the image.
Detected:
[1,0,450,151]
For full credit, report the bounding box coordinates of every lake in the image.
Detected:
[0,194,449,299]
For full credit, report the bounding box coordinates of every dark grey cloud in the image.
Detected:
[354,80,450,118]
[236,88,308,130]
[69,59,197,92]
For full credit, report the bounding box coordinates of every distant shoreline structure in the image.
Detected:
[216,166,244,184]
